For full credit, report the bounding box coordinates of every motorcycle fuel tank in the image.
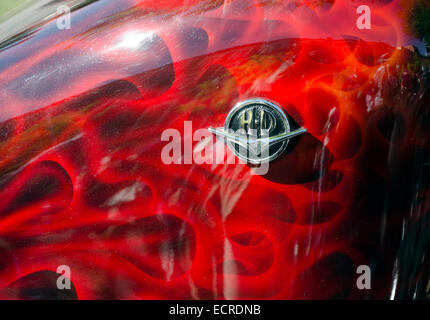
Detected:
[0,0,429,300]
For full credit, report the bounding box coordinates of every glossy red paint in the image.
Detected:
[0,0,429,299]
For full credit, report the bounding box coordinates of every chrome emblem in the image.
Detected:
[209,99,307,164]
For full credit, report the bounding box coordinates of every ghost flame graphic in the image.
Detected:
[0,0,429,300]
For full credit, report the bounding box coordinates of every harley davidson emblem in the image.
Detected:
[209,99,307,164]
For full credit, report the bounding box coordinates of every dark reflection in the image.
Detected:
[395,208,430,299]
[0,160,73,217]
[178,27,209,56]
[65,79,142,111]
[297,201,341,225]
[292,252,354,300]
[260,132,334,185]
[0,120,14,143]
[303,170,343,192]
[1,271,78,300]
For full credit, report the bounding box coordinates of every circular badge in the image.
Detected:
[208,99,306,165]
[224,99,291,164]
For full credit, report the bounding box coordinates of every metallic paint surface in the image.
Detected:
[0,0,429,299]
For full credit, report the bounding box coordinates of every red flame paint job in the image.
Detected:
[0,0,429,300]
